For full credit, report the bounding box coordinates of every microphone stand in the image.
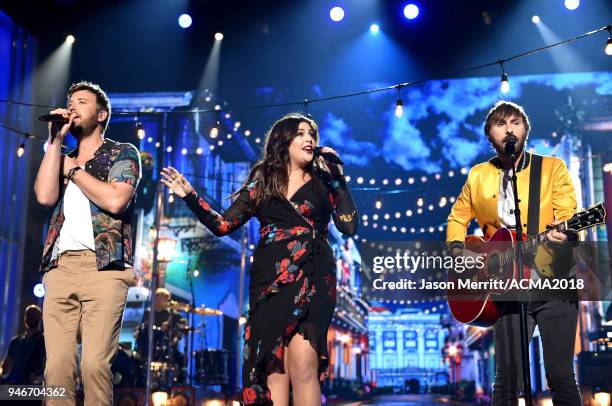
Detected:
[186,258,196,386]
[145,183,164,405]
[508,150,533,405]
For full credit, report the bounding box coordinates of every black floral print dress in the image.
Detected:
[182,168,358,405]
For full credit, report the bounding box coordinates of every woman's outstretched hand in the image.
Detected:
[160,166,193,198]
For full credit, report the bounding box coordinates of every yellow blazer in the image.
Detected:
[447,153,577,242]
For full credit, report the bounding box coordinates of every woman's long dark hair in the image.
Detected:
[232,113,320,208]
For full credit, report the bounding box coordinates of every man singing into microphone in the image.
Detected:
[34,81,141,405]
[446,101,582,404]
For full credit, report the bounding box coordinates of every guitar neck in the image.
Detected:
[500,222,568,266]
[525,222,567,250]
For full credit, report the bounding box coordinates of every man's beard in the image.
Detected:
[70,115,98,138]
[493,134,526,160]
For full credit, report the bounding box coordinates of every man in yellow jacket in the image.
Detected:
[446,101,582,405]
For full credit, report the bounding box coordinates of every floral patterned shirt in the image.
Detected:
[39,138,141,272]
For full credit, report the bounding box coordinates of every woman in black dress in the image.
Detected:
[161,113,357,406]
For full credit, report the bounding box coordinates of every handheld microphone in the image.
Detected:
[314,146,344,165]
[38,113,69,124]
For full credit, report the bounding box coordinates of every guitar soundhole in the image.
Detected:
[487,252,502,278]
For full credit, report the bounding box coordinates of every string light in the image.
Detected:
[375,197,382,210]
[16,137,27,157]
[394,85,404,118]
[2,26,607,124]
[499,61,510,94]
[210,122,219,138]
[350,168,468,187]
[361,218,446,234]
[606,26,612,55]
[136,122,145,139]
[359,194,456,224]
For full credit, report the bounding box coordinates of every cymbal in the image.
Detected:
[168,301,222,316]
[192,307,223,316]
[167,301,190,312]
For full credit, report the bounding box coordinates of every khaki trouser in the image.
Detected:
[42,250,134,406]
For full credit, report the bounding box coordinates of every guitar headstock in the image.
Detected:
[566,202,607,232]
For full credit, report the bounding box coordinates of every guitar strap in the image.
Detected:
[527,153,542,236]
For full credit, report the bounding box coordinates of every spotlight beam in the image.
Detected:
[198,35,223,97]
[31,39,73,106]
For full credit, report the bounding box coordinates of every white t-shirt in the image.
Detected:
[498,166,541,279]
[498,169,516,228]
[57,176,95,253]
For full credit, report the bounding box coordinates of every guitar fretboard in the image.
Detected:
[498,222,568,267]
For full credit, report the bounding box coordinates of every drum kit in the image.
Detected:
[112,301,229,390]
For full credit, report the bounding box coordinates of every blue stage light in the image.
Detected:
[178,14,192,29]
[330,6,345,22]
[370,24,380,34]
[403,4,420,20]
[564,0,579,10]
